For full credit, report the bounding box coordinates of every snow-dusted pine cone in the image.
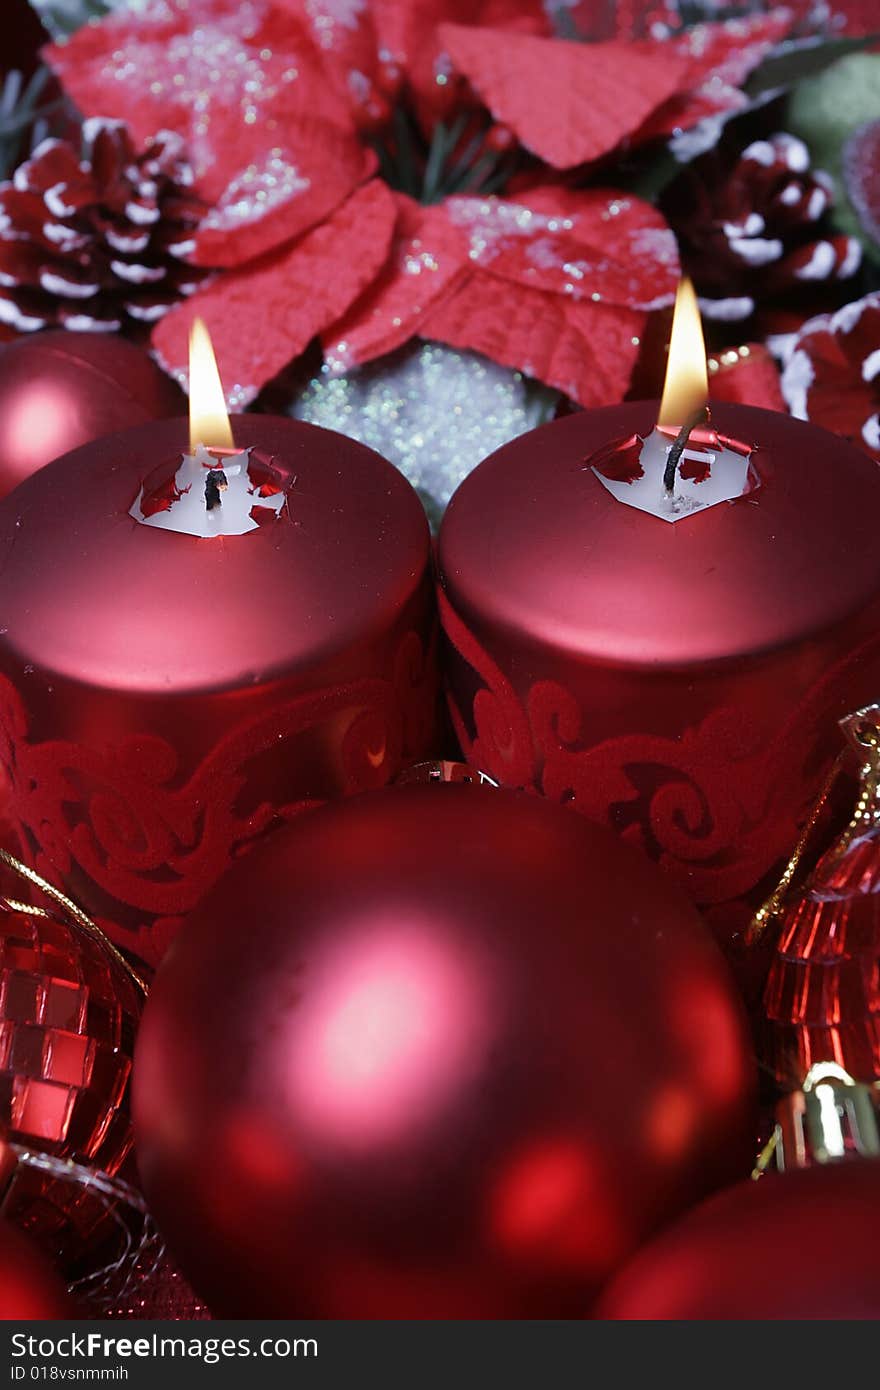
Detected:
[781,291,880,462]
[663,132,862,334]
[0,118,207,332]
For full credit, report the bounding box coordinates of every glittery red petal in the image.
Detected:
[635,13,793,144]
[375,0,550,129]
[322,193,470,371]
[665,12,793,89]
[439,24,690,168]
[192,118,376,270]
[152,179,397,406]
[637,86,750,144]
[443,186,679,310]
[420,270,646,406]
[44,0,373,268]
[273,0,382,107]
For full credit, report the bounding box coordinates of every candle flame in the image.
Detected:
[658,278,708,430]
[189,316,234,450]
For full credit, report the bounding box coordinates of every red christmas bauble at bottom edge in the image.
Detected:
[595,1159,880,1320]
[0,1220,73,1319]
[134,784,756,1318]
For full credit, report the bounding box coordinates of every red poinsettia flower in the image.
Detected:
[443,11,792,166]
[781,292,880,461]
[45,0,792,407]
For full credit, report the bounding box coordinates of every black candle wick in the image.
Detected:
[205,469,228,511]
[663,405,710,493]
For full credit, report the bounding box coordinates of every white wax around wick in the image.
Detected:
[592,426,754,524]
[130,444,286,538]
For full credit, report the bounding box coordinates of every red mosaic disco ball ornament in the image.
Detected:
[0,331,184,502]
[0,1217,73,1319]
[134,784,756,1318]
[0,892,142,1263]
[596,1159,880,1319]
[761,707,880,1086]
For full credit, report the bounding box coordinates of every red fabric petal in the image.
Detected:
[636,13,793,145]
[444,185,679,309]
[193,117,375,269]
[152,179,397,405]
[322,193,469,370]
[420,269,646,406]
[708,344,785,414]
[664,12,792,90]
[439,24,690,168]
[273,0,382,108]
[637,85,751,145]
[375,0,550,129]
[45,0,373,268]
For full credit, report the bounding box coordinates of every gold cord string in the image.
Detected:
[750,1127,780,1180]
[748,707,880,946]
[0,847,148,996]
[746,752,846,945]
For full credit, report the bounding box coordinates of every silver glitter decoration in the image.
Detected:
[291,341,559,526]
[8,1146,163,1312]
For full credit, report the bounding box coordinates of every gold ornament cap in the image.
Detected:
[759,1063,880,1175]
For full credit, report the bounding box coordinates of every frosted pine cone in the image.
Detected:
[0,118,207,332]
[781,292,880,462]
[663,132,861,336]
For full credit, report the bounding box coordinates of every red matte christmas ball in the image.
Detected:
[134,784,756,1318]
[0,331,184,501]
[0,1220,73,1319]
[595,1159,880,1319]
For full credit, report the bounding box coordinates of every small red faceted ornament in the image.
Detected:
[0,332,184,502]
[0,878,141,1268]
[0,410,438,967]
[0,1219,73,1319]
[596,1159,880,1320]
[761,706,880,1085]
[134,784,756,1318]
[0,894,140,1161]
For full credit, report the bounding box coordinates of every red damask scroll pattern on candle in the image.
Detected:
[439,586,880,907]
[0,408,439,969]
[0,626,437,967]
[436,399,880,950]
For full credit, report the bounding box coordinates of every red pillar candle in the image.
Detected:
[437,299,880,935]
[0,409,437,967]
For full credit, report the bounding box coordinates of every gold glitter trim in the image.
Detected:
[0,847,148,995]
